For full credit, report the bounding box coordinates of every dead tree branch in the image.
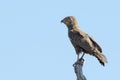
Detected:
[73,58,87,80]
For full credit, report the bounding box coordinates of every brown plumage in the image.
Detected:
[61,16,107,66]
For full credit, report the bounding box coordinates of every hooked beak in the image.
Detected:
[61,19,64,23]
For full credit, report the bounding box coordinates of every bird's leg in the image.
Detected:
[77,54,80,61]
[73,54,80,66]
[74,53,84,66]
[77,53,80,61]
[80,52,85,59]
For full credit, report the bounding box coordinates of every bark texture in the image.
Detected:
[73,58,87,80]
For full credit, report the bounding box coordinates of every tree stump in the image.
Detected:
[73,58,87,80]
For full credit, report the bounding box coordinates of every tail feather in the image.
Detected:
[95,52,108,66]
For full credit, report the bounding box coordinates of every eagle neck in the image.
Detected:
[68,24,80,30]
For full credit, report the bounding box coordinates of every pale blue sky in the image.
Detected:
[0,0,120,80]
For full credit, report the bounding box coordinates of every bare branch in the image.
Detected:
[73,58,87,80]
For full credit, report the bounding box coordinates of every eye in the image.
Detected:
[68,18,73,24]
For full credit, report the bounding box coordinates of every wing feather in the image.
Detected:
[88,36,102,52]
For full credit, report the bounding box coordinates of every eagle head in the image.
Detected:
[61,16,78,27]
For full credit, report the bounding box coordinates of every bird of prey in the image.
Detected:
[61,16,107,66]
